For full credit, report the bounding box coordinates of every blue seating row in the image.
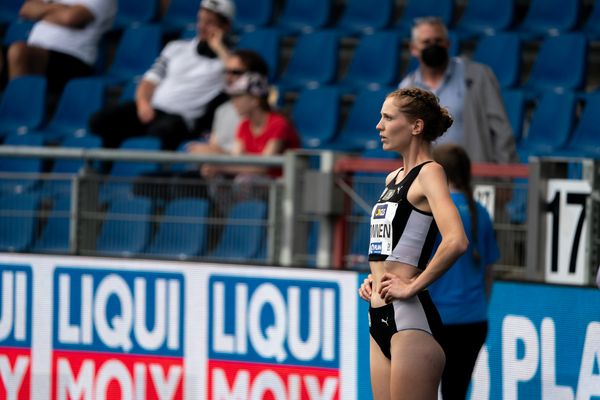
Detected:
[0,22,593,106]
[293,86,600,157]
[3,0,598,39]
[272,30,589,94]
[0,191,268,261]
[2,78,599,170]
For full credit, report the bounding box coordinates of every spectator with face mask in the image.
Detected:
[399,17,518,164]
[89,0,235,150]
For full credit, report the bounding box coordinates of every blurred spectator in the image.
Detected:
[201,71,300,182]
[430,143,500,400]
[185,49,269,156]
[399,17,518,164]
[1,0,116,94]
[89,0,235,150]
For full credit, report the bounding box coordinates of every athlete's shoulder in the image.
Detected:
[417,162,448,190]
[419,160,445,176]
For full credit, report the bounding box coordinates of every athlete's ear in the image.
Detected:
[412,119,424,136]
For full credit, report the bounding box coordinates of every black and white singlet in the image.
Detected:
[368,161,439,269]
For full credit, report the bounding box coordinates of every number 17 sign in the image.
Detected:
[544,179,592,284]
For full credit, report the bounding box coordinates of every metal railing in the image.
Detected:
[0,145,598,285]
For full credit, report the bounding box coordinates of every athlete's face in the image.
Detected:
[376,97,417,152]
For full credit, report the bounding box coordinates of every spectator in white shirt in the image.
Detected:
[3,0,116,93]
[89,0,235,150]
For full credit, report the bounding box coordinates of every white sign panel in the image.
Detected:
[544,179,592,284]
[474,184,496,220]
[0,254,358,400]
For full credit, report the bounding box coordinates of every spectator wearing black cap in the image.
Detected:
[89,0,235,150]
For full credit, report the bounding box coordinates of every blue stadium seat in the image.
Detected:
[2,19,33,46]
[209,200,267,261]
[119,79,138,102]
[275,0,331,35]
[40,77,105,143]
[518,91,576,157]
[292,86,340,149]
[395,0,454,37]
[161,0,198,33]
[31,196,71,253]
[327,88,389,151]
[109,137,161,177]
[96,197,152,255]
[113,0,158,29]
[99,137,161,202]
[560,93,600,157]
[145,198,209,258]
[473,33,521,89]
[40,135,102,197]
[236,28,281,80]
[336,0,394,36]
[277,30,339,92]
[112,137,160,169]
[179,26,197,39]
[0,0,22,27]
[339,32,400,93]
[0,76,46,137]
[0,133,44,194]
[523,33,588,96]
[53,135,102,174]
[583,0,600,40]
[104,24,162,85]
[454,0,515,38]
[234,0,273,33]
[501,89,526,144]
[0,193,39,252]
[516,0,581,38]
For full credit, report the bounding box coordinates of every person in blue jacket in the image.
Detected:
[430,143,500,399]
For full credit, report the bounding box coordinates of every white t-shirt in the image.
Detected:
[28,0,116,65]
[212,101,240,153]
[144,38,226,129]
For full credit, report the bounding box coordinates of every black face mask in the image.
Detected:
[421,44,449,69]
[196,41,218,58]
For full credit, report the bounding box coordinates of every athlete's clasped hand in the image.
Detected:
[379,272,416,302]
[358,274,373,302]
[358,273,417,303]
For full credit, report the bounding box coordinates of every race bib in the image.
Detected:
[369,202,398,255]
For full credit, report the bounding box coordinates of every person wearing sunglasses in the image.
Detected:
[199,71,299,194]
[186,49,269,156]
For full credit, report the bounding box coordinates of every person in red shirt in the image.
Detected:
[201,72,299,179]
